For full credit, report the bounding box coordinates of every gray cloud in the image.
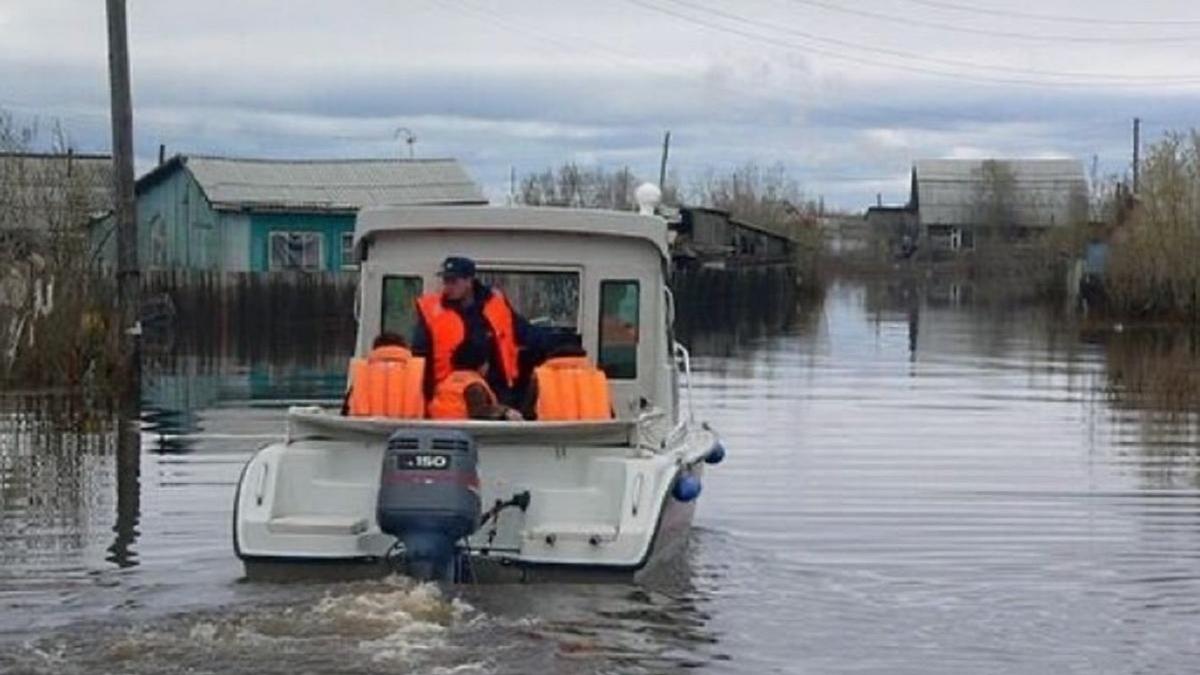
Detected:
[2,0,1198,209]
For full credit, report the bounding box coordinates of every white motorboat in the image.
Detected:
[233,189,726,582]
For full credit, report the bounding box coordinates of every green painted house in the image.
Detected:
[92,155,484,273]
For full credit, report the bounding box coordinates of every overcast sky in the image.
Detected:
[2,0,1198,209]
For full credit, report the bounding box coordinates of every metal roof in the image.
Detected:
[141,155,484,213]
[355,205,669,259]
[914,159,1087,228]
[0,153,112,231]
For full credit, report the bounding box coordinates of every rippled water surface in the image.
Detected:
[3,282,1200,673]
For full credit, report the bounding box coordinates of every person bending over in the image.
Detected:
[428,340,524,421]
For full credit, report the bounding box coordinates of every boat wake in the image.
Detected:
[1,577,488,675]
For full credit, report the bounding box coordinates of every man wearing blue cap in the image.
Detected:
[412,256,537,405]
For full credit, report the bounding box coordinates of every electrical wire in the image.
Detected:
[667,0,1200,82]
[782,0,1200,43]
[677,0,1200,82]
[416,4,1199,131]
[623,0,1200,88]
[433,0,802,113]
[891,0,1200,27]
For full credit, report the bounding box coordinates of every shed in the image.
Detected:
[912,159,1087,252]
[864,206,917,258]
[92,155,485,273]
[671,206,794,268]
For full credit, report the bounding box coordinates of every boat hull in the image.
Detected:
[239,494,695,584]
[233,422,709,583]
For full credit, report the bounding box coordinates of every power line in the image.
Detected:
[624,0,1200,88]
[782,0,1200,43]
[434,0,802,113]
[668,0,1200,83]
[891,0,1200,27]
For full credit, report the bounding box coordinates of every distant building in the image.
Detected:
[0,152,112,249]
[669,206,795,269]
[864,205,918,258]
[92,155,485,273]
[866,159,1088,258]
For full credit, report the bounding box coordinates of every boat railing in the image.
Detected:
[673,341,695,424]
[661,341,696,448]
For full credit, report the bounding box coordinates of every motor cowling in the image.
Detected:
[377,429,480,580]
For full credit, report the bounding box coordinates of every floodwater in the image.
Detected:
[3,281,1200,674]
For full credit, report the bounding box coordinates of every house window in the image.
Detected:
[381,276,424,338]
[598,280,639,379]
[340,232,357,270]
[960,228,975,250]
[269,231,322,271]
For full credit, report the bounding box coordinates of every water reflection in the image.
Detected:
[861,277,1200,486]
[106,413,140,569]
[0,394,119,612]
[673,267,819,358]
[692,282,1200,672]
[4,278,1200,672]
[1099,326,1200,489]
[141,351,349,450]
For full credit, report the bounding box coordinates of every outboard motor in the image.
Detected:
[377,429,480,581]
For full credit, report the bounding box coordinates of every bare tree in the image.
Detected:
[1108,130,1200,318]
[690,162,820,239]
[517,162,683,211]
[973,159,1018,243]
[0,109,116,385]
[519,163,637,210]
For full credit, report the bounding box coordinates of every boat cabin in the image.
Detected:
[235,202,720,577]
[351,205,678,424]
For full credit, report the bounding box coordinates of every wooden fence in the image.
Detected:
[140,270,359,359]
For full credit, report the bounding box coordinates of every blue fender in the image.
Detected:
[704,440,726,465]
[672,473,702,502]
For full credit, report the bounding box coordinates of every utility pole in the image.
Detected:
[1132,117,1141,195]
[658,131,671,188]
[106,0,139,393]
[106,0,142,561]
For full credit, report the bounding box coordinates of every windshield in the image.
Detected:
[477,269,580,329]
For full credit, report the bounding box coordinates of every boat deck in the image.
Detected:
[285,406,649,446]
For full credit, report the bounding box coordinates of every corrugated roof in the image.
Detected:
[0,153,112,231]
[147,155,485,212]
[914,159,1087,228]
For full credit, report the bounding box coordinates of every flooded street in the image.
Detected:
[3,282,1200,673]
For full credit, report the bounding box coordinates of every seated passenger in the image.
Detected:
[428,341,524,421]
[524,343,614,421]
[343,333,425,418]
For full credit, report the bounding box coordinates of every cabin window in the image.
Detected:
[598,280,639,379]
[477,270,580,329]
[340,232,357,270]
[381,276,424,338]
[269,231,322,271]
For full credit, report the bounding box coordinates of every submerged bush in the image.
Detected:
[1106,131,1200,319]
[0,109,122,392]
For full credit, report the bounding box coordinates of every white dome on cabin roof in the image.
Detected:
[635,183,662,216]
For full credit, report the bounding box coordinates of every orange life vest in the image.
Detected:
[416,290,519,388]
[347,346,426,418]
[534,356,613,421]
[428,370,495,420]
